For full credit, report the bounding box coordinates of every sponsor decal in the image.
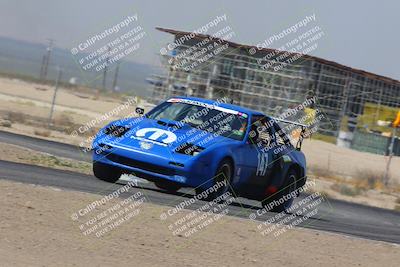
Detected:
[134,127,177,144]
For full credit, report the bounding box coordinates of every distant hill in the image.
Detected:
[0,36,161,96]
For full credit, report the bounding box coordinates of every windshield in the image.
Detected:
[146,101,248,141]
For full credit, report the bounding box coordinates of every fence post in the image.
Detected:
[383,127,396,186]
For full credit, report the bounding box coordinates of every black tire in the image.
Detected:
[93,162,121,183]
[154,180,181,193]
[261,169,298,213]
[195,159,232,201]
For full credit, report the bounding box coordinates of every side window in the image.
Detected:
[273,123,293,147]
[275,132,285,146]
[250,116,274,146]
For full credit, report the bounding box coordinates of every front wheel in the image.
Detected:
[195,159,232,201]
[261,169,298,213]
[93,162,121,183]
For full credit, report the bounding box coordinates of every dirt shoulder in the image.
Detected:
[0,142,91,175]
[0,179,399,267]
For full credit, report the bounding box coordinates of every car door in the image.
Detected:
[235,115,278,199]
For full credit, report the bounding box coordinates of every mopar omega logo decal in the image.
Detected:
[134,128,177,144]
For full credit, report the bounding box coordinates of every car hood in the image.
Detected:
[102,117,237,150]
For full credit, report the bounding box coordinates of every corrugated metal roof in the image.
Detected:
[156,27,400,85]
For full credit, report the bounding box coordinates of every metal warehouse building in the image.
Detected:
[149,27,400,149]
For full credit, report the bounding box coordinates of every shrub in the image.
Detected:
[7,112,25,123]
[354,170,385,190]
[34,129,51,137]
[308,165,332,178]
[331,183,362,197]
[0,119,12,127]
[54,113,73,127]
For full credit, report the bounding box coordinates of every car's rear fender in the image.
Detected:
[266,150,306,194]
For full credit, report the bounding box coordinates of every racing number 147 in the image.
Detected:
[256,152,269,176]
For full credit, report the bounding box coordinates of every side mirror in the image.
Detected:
[135,107,144,116]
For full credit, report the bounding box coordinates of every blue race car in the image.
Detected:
[92,96,307,212]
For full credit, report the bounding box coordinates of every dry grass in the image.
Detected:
[354,170,386,190]
[308,165,334,179]
[318,191,331,198]
[330,183,363,197]
[33,129,51,137]
[0,119,12,127]
[0,143,92,175]
[7,111,26,124]
[308,165,395,193]
[29,154,91,172]
[52,113,99,138]
[53,113,77,135]
[54,113,73,126]
[4,110,99,141]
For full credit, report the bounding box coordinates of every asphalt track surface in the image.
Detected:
[1,130,400,244]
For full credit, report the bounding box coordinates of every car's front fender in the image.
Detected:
[194,142,241,188]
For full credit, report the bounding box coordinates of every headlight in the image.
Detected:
[175,143,204,156]
[104,125,130,137]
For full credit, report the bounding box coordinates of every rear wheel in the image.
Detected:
[261,169,297,213]
[93,162,121,183]
[154,180,181,193]
[195,159,232,201]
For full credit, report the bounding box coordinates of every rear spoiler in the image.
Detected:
[272,117,308,151]
[272,117,307,128]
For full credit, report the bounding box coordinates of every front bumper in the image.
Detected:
[92,143,210,187]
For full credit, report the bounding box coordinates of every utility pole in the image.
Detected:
[48,68,62,127]
[112,62,120,91]
[40,39,54,81]
[102,46,111,90]
[39,54,46,80]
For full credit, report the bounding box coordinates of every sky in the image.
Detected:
[0,0,399,80]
